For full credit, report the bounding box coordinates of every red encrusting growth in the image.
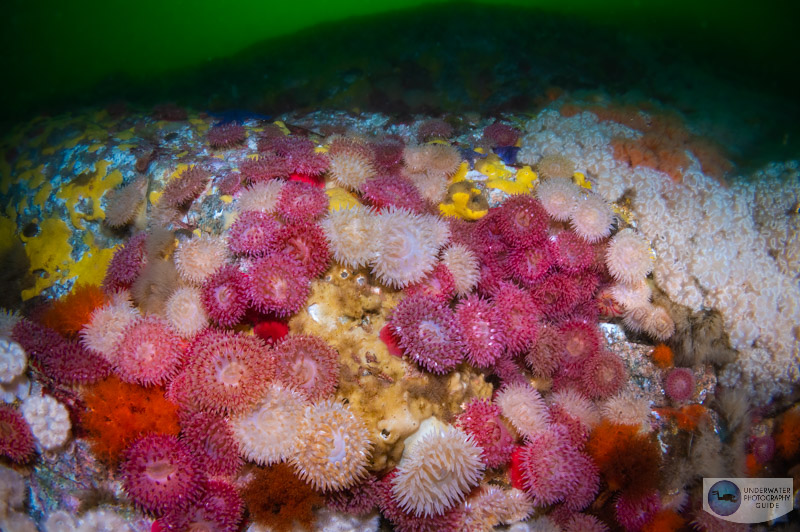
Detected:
[253,319,289,346]
[41,284,108,338]
[81,377,180,465]
[775,408,800,460]
[240,463,322,532]
[587,420,662,497]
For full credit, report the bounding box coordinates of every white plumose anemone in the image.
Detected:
[320,205,378,269]
[232,383,307,466]
[290,399,372,492]
[371,206,450,288]
[606,228,654,285]
[391,426,484,517]
[536,178,580,221]
[495,382,551,439]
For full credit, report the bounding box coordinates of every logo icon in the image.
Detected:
[707,480,741,516]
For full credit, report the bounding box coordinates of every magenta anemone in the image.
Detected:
[207,122,247,150]
[361,174,427,213]
[0,406,35,463]
[664,367,695,403]
[161,480,244,532]
[271,334,340,401]
[201,264,248,327]
[455,398,515,468]
[113,316,184,386]
[406,264,457,303]
[454,294,507,368]
[551,231,593,273]
[179,410,242,477]
[496,195,548,247]
[103,231,147,293]
[508,242,554,287]
[389,294,464,374]
[273,222,331,278]
[557,321,602,378]
[492,283,540,355]
[247,254,311,317]
[524,324,564,377]
[227,211,281,256]
[276,181,329,223]
[119,433,205,515]
[581,351,627,399]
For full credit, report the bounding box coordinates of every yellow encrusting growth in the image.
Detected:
[475,154,513,180]
[20,217,73,300]
[326,187,361,211]
[55,160,123,229]
[486,165,537,195]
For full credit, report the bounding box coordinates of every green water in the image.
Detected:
[2,0,798,162]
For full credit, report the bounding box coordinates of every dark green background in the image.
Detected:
[2,0,798,163]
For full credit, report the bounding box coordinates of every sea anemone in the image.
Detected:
[455,398,515,468]
[551,231,593,273]
[492,283,540,355]
[563,514,609,532]
[290,399,372,492]
[162,480,244,532]
[609,280,652,310]
[360,174,428,214]
[276,181,329,223]
[329,147,377,191]
[200,264,248,327]
[517,425,596,507]
[231,383,307,466]
[161,166,211,208]
[581,351,627,399]
[273,222,331,278]
[130,259,180,315]
[182,330,274,416]
[524,324,563,377]
[601,390,652,430]
[180,410,242,477]
[403,144,462,178]
[82,376,180,465]
[536,178,580,221]
[0,406,35,462]
[379,471,466,532]
[558,321,602,377]
[320,205,378,269]
[113,316,184,386]
[165,286,208,338]
[508,242,554,286]
[549,389,601,446]
[207,122,246,150]
[103,232,147,293]
[272,334,340,401]
[239,154,291,183]
[174,234,229,284]
[535,154,575,180]
[570,194,615,243]
[103,177,148,228]
[406,263,457,302]
[227,211,281,256]
[483,123,520,147]
[119,433,204,514]
[664,367,695,403]
[454,295,506,368]
[391,426,484,517]
[20,394,70,450]
[615,491,661,532]
[325,477,380,516]
[605,229,653,285]
[440,243,480,296]
[623,304,676,341]
[237,180,283,213]
[496,195,548,247]
[418,119,454,142]
[495,382,551,439]
[371,137,405,170]
[389,294,464,374]
[246,254,311,317]
[371,207,450,289]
